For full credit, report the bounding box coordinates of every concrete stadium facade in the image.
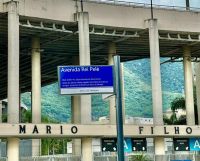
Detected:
[1,0,200,161]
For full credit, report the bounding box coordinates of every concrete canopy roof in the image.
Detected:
[0,13,200,99]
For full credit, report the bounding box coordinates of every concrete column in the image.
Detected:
[78,12,90,66]
[7,138,19,161]
[0,101,2,123]
[31,37,41,156]
[71,56,81,155]
[108,43,116,124]
[154,137,165,160]
[183,46,195,125]
[72,138,81,155]
[82,138,93,161]
[7,1,19,161]
[77,12,92,161]
[32,37,41,123]
[72,96,81,124]
[195,63,200,125]
[72,94,81,155]
[78,12,92,124]
[148,19,165,158]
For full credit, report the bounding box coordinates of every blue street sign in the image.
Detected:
[58,65,114,95]
[124,138,132,153]
[189,138,200,151]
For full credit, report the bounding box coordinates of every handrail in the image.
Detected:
[79,0,200,12]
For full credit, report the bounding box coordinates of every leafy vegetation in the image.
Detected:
[19,109,70,155]
[163,96,187,125]
[123,59,184,118]
[170,97,186,112]
[40,115,70,155]
[41,138,69,155]
[92,94,109,121]
[163,85,198,125]
[128,154,151,161]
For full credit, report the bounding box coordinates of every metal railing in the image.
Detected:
[0,153,200,161]
[20,155,81,161]
[81,0,200,12]
[0,158,6,161]
[93,153,198,161]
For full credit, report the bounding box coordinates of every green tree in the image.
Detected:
[21,109,32,123]
[164,93,198,125]
[170,97,185,112]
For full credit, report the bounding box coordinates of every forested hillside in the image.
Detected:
[21,58,184,122]
[123,58,184,118]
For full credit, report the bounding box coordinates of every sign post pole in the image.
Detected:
[113,55,125,161]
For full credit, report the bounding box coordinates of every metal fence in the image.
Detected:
[0,153,200,161]
[93,154,198,161]
[20,155,81,161]
[169,154,195,161]
[81,0,200,12]
[0,158,6,161]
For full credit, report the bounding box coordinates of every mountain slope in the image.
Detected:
[21,58,184,122]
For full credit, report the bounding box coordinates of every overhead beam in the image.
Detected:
[20,20,140,38]
[0,124,199,138]
[159,33,200,42]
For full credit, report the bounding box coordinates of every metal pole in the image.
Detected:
[151,0,153,19]
[80,0,83,12]
[113,55,124,161]
[186,0,190,10]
